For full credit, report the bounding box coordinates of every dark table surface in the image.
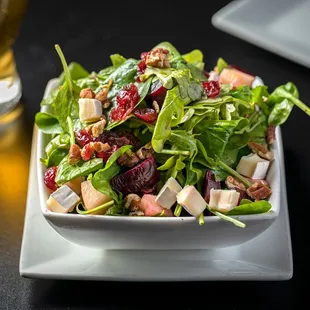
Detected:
[1,0,310,308]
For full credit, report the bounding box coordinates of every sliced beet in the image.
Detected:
[97,131,140,150]
[111,156,160,196]
[203,170,221,203]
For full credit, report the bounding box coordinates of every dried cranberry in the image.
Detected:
[44,166,58,192]
[147,79,167,105]
[81,143,95,161]
[133,108,157,123]
[97,131,140,149]
[97,145,119,162]
[110,83,140,122]
[75,129,94,147]
[202,80,220,98]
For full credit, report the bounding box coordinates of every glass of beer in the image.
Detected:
[0,0,27,119]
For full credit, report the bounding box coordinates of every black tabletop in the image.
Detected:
[1,0,310,308]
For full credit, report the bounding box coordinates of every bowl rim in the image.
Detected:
[37,78,280,224]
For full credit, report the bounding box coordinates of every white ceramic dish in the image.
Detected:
[37,79,280,250]
[19,125,293,281]
[212,0,310,68]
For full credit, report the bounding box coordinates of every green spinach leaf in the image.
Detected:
[55,157,103,184]
[226,200,271,215]
[35,112,62,134]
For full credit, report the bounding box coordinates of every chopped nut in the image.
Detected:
[248,141,274,161]
[117,150,140,167]
[95,88,109,103]
[267,125,276,145]
[247,182,272,200]
[93,141,110,153]
[68,144,81,165]
[129,210,145,216]
[152,100,160,113]
[225,176,246,191]
[90,119,107,138]
[124,194,141,211]
[102,100,111,109]
[81,142,95,161]
[80,88,95,99]
[136,142,154,160]
[146,48,170,68]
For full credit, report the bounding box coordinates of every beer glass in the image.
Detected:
[0,0,27,119]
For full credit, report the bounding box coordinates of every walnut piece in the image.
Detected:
[93,141,110,153]
[246,182,272,200]
[95,88,109,103]
[80,88,95,99]
[129,210,145,216]
[248,141,274,161]
[225,175,246,191]
[91,118,107,138]
[117,150,140,167]
[267,125,276,145]
[146,48,170,68]
[102,100,111,109]
[68,144,81,165]
[124,194,141,211]
[152,100,160,113]
[136,142,154,160]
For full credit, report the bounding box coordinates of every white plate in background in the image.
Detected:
[212,0,310,68]
[19,120,293,281]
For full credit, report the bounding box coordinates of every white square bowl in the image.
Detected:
[37,79,281,250]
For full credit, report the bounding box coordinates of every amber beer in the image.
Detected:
[0,0,27,118]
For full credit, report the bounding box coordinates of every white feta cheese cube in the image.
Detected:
[236,153,270,179]
[78,98,102,123]
[176,185,206,217]
[46,185,80,213]
[209,189,240,213]
[155,177,182,209]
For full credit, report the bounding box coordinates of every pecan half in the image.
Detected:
[136,142,154,160]
[95,88,109,103]
[68,144,81,165]
[267,125,276,145]
[225,176,246,191]
[80,88,95,99]
[248,141,274,161]
[146,48,170,68]
[93,141,110,153]
[124,194,141,211]
[117,150,140,167]
[247,182,272,200]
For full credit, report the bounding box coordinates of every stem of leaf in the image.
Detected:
[67,116,75,146]
[199,213,204,226]
[55,44,73,92]
[76,200,114,215]
[174,204,182,217]
[289,95,310,117]
[218,160,252,188]
[160,149,190,156]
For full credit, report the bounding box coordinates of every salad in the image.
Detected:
[35,41,310,228]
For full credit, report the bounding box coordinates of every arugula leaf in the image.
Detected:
[216,57,228,74]
[226,200,271,215]
[182,49,204,64]
[35,112,62,134]
[251,85,270,115]
[92,145,132,202]
[152,86,186,152]
[110,54,127,67]
[55,157,103,184]
[157,156,176,171]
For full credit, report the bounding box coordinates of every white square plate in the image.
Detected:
[212,0,310,68]
[19,84,293,281]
